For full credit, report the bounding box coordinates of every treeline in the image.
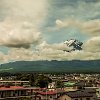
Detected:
[15,73,52,88]
[0,72,52,88]
[0,72,100,77]
[0,72,64,88]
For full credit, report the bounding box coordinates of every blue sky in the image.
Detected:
[0,0,100,63]
[41,0,99,43]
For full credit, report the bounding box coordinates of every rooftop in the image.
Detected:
[39,90,57,95]
[38,89,65,95]
[66,90,93,98]
[0,86,24,91]
[64,82,75,87]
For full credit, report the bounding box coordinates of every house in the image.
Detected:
[84,88,96,99]
[38,90,57,100]
[65,90,94,100]
[0,86,67,100]
[48,82,56,90]
[0,81,30,86]
[36,89,66,100]
[0,86,33,100]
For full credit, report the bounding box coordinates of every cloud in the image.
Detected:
[82,19,100,35]
[83,37,100,52]
[0,52,5,61]
[0,41,75,62]
[50,0,100,25]
[0,0,100,63]
[0,20,42,48]
[53,0,100,36]
[56,19,100,36]
[0,41,100,63]
[37,41,72,51]
[0,0,48,48]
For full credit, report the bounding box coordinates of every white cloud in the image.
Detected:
[0,0,48,48]
[38,41,72,51]
[0,20,42,48]
[83,37,100,52]
[56,19,100,36]
[82,19,100,35]
[0,41,100,63]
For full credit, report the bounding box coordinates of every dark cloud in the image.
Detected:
[84,0,98,3]
[4,44,30,49]
[51,0,98,8]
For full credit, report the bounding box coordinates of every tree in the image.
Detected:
[15,73,35,86]
[15,73,52,87]
[56,80,64,88]
[29,74,35,86]
[35,75,52,88]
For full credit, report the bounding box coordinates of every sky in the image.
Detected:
[0,0,100,63]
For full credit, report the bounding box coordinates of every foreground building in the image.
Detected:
[0,86,66,100]
[0,85,98,100]
[0,86,33,100]
[65,91,94,100]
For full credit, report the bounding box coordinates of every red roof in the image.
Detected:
[0,86,24,91]
[39,90,57,95]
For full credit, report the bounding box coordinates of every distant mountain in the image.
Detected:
[64,39,83,51]
[0,60,100,73]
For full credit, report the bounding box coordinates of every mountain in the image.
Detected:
[0,60,100,73]
[64,39,83,51]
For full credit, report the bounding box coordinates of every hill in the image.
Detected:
[0,60,100,73]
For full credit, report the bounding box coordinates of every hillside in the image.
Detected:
[0,60,100,73]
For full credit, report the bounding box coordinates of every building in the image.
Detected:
[36,89,66,100]
[38,90,57,100]
[66,90,94,100]
[0,86,33,100]
[48,82,56,90]
[0,86,67,100]
[0,81,30,87]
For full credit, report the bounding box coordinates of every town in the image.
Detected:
[0,72,100,100]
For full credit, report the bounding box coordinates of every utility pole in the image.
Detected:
[46,90,47,100]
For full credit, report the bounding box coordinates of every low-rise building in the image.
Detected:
[0,81,30,87]
[36,89,66,100]
[0,86,67,100]
[66,90,94,100]
[48,82,56,90]
[0,86,33,100]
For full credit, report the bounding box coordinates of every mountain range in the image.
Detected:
[0,60,100,73]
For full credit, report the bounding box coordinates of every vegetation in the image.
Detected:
[56,80,64,88]
[0,60,100,73]
[15,73,52,88]
[35,75,52,88]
